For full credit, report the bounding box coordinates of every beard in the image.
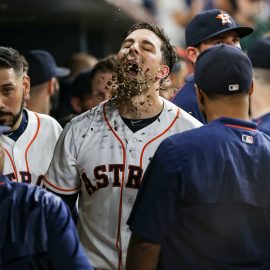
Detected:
[0,96,24,128]
[112,63,158,103]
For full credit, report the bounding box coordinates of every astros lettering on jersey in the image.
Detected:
[2,109,62,185]
[44,97,202,269]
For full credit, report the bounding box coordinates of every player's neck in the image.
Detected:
[26,89,50,114]
[206,103,250,122]
[11,113,23,132]
[250,84,270,119]
[118,92,163,119]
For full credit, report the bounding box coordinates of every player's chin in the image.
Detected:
[0,116,13,127]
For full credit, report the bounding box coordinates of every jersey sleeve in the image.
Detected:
[44,122,81,195]
[45,193,93,270]
[127,137,183,243]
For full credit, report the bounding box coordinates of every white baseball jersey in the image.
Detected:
[2,109,62,185]
[44,98,202,269]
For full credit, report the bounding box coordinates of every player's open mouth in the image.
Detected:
[125,62,139,76]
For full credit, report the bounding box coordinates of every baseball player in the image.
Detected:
[172,9,253,123]
[71,54,117,114]
[127,45,270,269]
[23,49,70,115]
[44,22,202,270]
[0,135,92,270]
[0,47,62,185]
[248,36,270,135]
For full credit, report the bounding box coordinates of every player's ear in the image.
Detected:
[22,75,30,97]
[186,47,200,64]
[156,64,170,80]
[248,79,254,96]
[48,78,59,96]
[195,84,206,107]
[195,84,204,102]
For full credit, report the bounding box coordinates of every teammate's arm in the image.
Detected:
[127,137,182,269]
[46,194,92,270]
[126,234,160,270]
[46,188,78,210]
[44,122,81,212]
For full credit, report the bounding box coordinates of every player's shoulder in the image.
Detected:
[70,99,117,127]
[163,98,202,128]
[2,179,62,210]
[25,109,62,130]
[71,100,108,124]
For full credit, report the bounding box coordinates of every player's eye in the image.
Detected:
[214,40,224,45]
[142,46,152,51]
[2,88,13,95]
[233,38,240,44]
[123,41,133,48]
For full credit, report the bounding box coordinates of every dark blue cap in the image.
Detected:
[194,45,253,94]
[24,50,70,87]
[248,37,270,69]
[186,9,253,47]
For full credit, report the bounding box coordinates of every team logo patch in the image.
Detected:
[229,84,239,91]
[216,13,232,25]
[242,134,253,144]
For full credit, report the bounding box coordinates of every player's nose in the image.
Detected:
[129,42,140,55]
[0,98,5,109]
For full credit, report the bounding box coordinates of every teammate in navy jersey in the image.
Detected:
[172,9,253,124]
[127,45,270,270]
[248,36,270,136]
[0,131,92,270]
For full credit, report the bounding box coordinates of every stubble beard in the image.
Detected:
[0,95,24,129]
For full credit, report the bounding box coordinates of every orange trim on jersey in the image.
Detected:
[103,103,125,270]
[44,176,81,192]
[4,148,18,181]
[25,112,41,172]
[224,124,256,132]
[140,108,180,168]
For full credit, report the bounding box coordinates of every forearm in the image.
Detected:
[126,233,161,270]
[46,188,78,210]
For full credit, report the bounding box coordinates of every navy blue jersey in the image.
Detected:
[0,176,92,270]
[253,113,270,136]
[172,74,207,124]
[128,117,270,269]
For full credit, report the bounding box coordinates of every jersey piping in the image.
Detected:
[25,112,40,172]
[103,103,126,270]
[3,112,41,181]
[103,103,181,270]
[140,108,180,167]
[224,123,257,131]
[4,148,18,181]
[44,176,81,192]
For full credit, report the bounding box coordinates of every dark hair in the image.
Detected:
[90,54,117,81]
[72,54,117,100]
[21,55,29,73]
[0,47,24,76]
[123,22,177,73]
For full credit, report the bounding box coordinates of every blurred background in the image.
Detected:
[1,0,269,65]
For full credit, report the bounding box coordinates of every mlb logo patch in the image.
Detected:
[242,134,253,144]
[229,84,239,91]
